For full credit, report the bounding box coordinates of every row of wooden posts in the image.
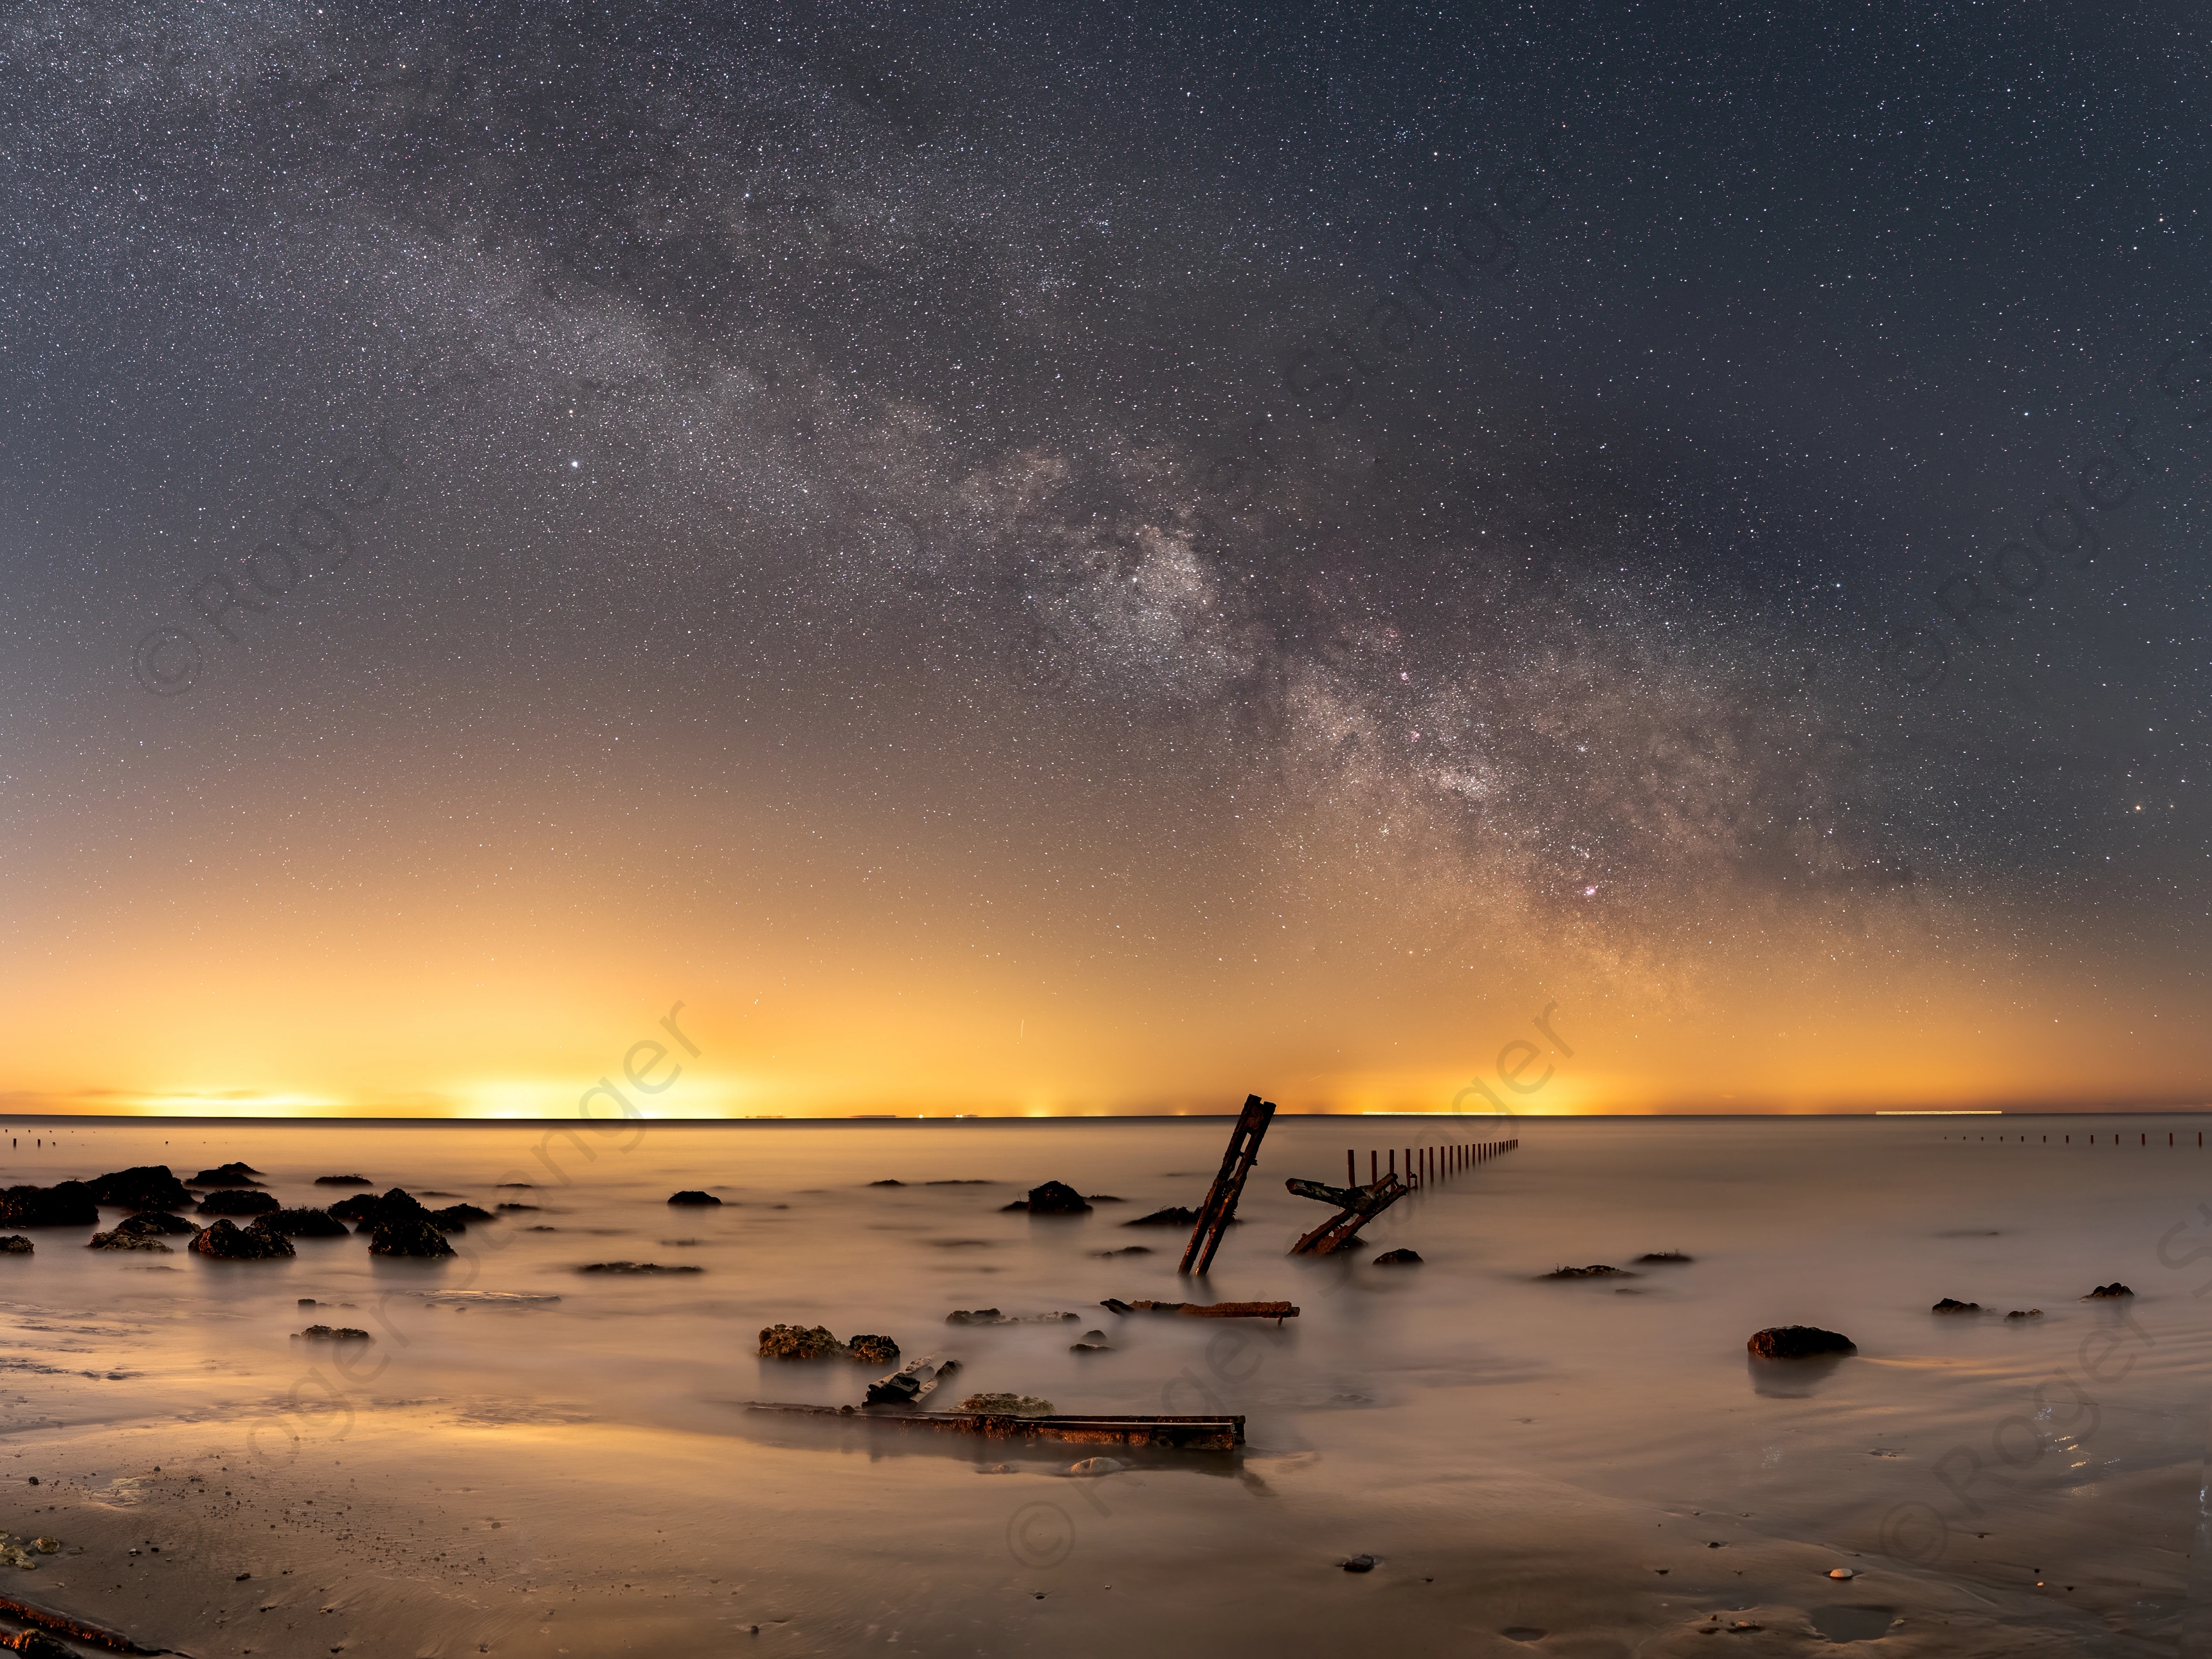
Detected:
[1346,1138,1520,1191]
[1944,1131,2205,1145]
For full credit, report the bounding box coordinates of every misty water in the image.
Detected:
[1,1113,2206,1656]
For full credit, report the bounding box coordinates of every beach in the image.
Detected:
[0,1114,2205,1656]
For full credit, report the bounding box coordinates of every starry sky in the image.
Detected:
[1,1,2206,1118]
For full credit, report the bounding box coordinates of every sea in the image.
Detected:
[0,1112,2205,1657]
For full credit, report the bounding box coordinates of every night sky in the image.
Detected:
[2,1,2206,1117]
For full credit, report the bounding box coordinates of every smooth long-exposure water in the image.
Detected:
[0,1114,2205,1656]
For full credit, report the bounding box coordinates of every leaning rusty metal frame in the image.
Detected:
[1180,1093,1277,1274]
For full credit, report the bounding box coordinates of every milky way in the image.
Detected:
[3,2,2207,1112]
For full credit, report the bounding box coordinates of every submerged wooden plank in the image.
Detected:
[1100,1298,1298,1321]
[745,1403,1245,1450]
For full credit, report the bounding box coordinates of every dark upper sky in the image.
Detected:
[1,1,2206,1116]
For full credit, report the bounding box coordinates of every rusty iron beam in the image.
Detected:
[0,1590,162,1656]
[746,1403,1244,1450]
[1179,1093,1277,1275]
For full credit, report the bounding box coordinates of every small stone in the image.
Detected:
[667,1191,723,1206]
[1747,1325,1855,1359]
[2006,1308,2043,1319]
[2082,1283,2134,1299]
[0,1237,30,1255]
[1931,1298,1982,1314]
[1829,1567,1855,1579]
[1067,1457,1125,1477]
[1342,1554,1376,1573]
[1373,1248,1423,1266]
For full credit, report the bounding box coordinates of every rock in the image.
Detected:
[87,1165,192,1210]
[1635,1251,1694,1264]
[189,1218,297,1260]
[1067,1457,1125,1476]
[2083,1283,2135,1299]
[1543,1264,1633,1279]
[188,1162,263,1188]
[314,1174,374,1186]
[0,1237,29,1255]
[1092,1246,1153,1257]
[495,1202,540,1211]
[425,1205,483,1232]
[946,1308,1007,1325]
[1081,1330,1108,1341]
[196,1190,280,1217]
[86,1230,170,1252]
[575,1261,701,1274]
[1124,1206,1200,1227]
[1828,1567,1855,1580]
[760,1324,849,1361]
[2006,1308,2044,1319]
[1085,1195,1126,1202]
[294,1325,372,1341]
[366,1218,455,1257]
[1373,1248,1423,1266]
[118,1211,199,1236]
[1747,1325,1856,1359]
[1070,1342,1112,1353]
[13,1630,73,1657]
[260,1208,350,1238]
[1931,1298,1982,1314]
[1013,1181,1091,1215]
[1342,1554,1376,1573]
[668,1191,723,1206]
[867,1179,906,1187]
[0,1183,99,1228]
[958,1393,1055,1416]
[846,1334,899,1366]
[332,1188,427,1228]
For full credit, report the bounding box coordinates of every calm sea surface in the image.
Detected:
[0,1114,2206,1657]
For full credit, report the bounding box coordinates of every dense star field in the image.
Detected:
[1,2,2206,1115]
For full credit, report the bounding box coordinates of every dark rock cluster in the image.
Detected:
[196,1190,280,1217]
[190,1218,296,1260]
[260,1209,350,1238]
[0,1184,98,1227]
[87,1166,191,1210]
[189,1162,264,1188]
[1003,1180,1090,1214]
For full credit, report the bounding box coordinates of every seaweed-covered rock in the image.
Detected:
[87,1165,192,1211]
[1635,1251,1694,1264]
[0,1237,29,1255]
[867,1179,906,1187]
[432,1202,494,1224]
[959,1393,1055,1416]
[196,1190,281,1217]
[14,1630,75,1658]
[313,1175,374,1187]
[760,1323,846,1360]
[1543,1264,1633,1279]
[1931,1297,1982,1314]
[1373,1248,1423,1266]
[294,1325,372,1341]
[1010,1181,1090,1215]
[1123,1206,1199,1227]
[668,1190,723,1206]
[260,1208,350,1238]
[946,1308,1007,1325]
[188,1162,263,1188]
[575,1261,702,1274]
[1747,1325,1855,1359]
[118,1211,200,1236]
[367,1217,454,1257]
[847,1334,900,1366]
[86,1230,170,1252]
[2006,1308,2044,1319]
[2084,1283,2134,1300]
[190,1218,296,1260]
[0,1183,99,1228]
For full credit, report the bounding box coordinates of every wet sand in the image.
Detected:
[0,1115,2203,1656]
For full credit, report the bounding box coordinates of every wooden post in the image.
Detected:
[1347,1149,1355,1186]
[1179,1094,1277,1276]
